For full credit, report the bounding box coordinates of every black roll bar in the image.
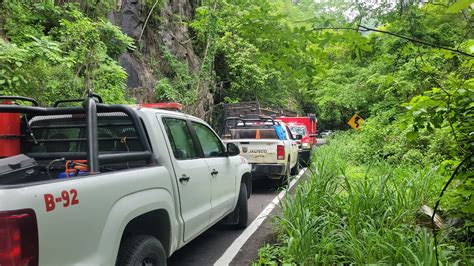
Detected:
[95,103,153,154]
[224,117,245,124]
[0,104,85,114]
[99,152,153,164]
[27,151,153,164]
[85,97,99,174]
[221,115,279,137]
[0,95,155,172]
[221,117,244,136]
[253,115,277,125]
[54,94,103,107]
[224,115,277,127]
[0,96,39,106]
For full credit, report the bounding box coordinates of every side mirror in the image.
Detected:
[295,134,303,140]
[226,143,240,156]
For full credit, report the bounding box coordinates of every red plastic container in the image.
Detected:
[0,101,21,157]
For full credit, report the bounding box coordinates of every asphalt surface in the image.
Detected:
[316,137,327,146]
[168,139,325,266]
[167,178,285,266]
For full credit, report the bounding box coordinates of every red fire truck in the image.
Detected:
[276,116,317,166]
[277,116,317,145]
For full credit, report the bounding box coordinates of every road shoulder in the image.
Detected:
[229,170,309,265]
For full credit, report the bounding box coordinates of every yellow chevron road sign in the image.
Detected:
[348,114,365,129]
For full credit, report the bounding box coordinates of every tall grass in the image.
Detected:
[256,133,472,265]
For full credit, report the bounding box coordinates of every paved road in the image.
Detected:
[167,178,287,266]
[316,137,326,146]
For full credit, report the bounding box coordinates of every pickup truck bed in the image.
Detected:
[223,118,299,181]
[0,96,251,266]
[225,139,286,176]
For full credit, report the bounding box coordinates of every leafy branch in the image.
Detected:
[313,25,474,58]
[410,48,469,155]
[431,153,473,265]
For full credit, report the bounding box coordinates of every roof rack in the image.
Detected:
[224,115,277,126]
[0,96,39,106]
[220,115,280,137]
[0,93,155,174]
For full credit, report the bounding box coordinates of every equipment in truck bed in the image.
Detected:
[0,154,38,184]
[221,101,298,137]
[0,96,39,157]
[223,116,276,133]
[0,93,155,184]
[221,115,287,140]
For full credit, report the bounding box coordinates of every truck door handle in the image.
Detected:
[211,169,219,177]
[179,174,190,183]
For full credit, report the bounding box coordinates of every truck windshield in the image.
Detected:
[290,126,307,136]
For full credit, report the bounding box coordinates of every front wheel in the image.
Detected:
[117,235,167,266]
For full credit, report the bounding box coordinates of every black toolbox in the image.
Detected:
[0,154,38,185]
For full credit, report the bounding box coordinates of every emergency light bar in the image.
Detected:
[140,102,183,111]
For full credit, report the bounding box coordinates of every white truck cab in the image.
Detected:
[0,95,251,266]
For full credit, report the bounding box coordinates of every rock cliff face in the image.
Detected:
[109,0,212,119]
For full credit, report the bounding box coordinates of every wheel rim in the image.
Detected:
[141,257,157,266]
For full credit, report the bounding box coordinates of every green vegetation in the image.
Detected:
[191,0,314,109]
[214,1,472,263]
[255,133,473,264]
[0,0,472,263]
[153,47,196,105]
[0,1,133,105]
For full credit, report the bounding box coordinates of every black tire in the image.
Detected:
[235,183,249,229]
[290,157,300,176]
[117,235,167,266]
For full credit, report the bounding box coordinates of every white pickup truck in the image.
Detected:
[223,117,299,184]
[0,95,251,266]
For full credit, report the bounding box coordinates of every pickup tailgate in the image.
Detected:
[0,166,174,265]
[226,139,279,164]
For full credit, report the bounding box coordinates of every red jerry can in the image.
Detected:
[0,100,21,157]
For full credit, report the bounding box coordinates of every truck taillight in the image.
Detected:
[277,145,285,160]
[0,209,38,266]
